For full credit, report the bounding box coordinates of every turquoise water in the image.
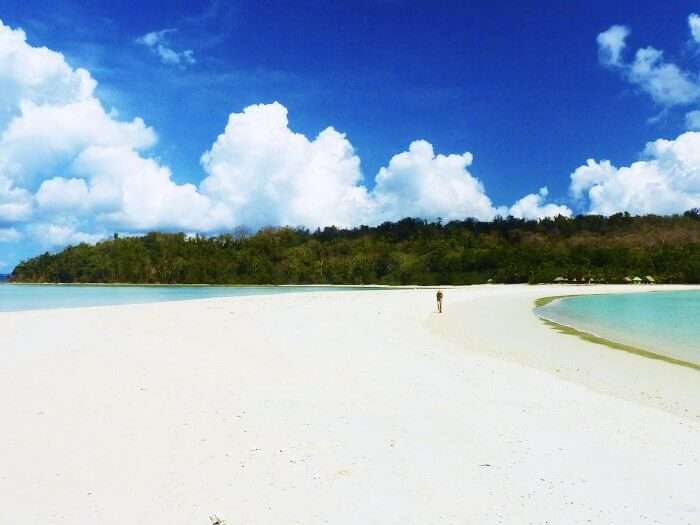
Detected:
[0,284,379,313]
[536,290,700,365]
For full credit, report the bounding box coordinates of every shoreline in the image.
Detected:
[534,291,700,372]
[427,284,700,422]
[2,282,417,288]
[537,315,700,373]
[7,280,698,288]
[0,283,410,315]
[2,285,699,523]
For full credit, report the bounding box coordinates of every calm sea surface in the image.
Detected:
[536,290,700,364]
[0,284,381,313]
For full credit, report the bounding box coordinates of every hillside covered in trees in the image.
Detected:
[10,211,700,285]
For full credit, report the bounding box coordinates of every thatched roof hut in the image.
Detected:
[553,276,566,283]
[632,276,642,283]
[645,275,655,283]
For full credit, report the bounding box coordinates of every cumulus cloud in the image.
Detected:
[570,131,700,215]
[597,17,700,115]
[135,29,195,66]
[200,106,570,226]
[509,187,572,220]
[0,20,96,130]
[73,146,228,231]
[0,18,569,259]
[200,102,373,228]
[372,140,503,221]
[0,18,221,246]
[0,99,156,186]
[35,177,89,212]
[26,223,104,248]
[372,143,569,220]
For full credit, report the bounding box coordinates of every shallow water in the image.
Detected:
[0,284,380,313]
[536,290,700,365]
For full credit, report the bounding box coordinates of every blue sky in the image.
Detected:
[2,1,700,270]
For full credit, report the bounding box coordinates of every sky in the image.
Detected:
[2,0,700,270]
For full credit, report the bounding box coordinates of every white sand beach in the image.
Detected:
[1,284,699,524]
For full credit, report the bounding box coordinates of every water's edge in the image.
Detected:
[534,296,700,372]
[0,284,398,314]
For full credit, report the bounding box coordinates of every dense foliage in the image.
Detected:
[10,211,700,285]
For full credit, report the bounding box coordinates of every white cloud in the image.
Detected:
[689,13,700,44]
[0,227,21,242]
[372,140,503,222]
[0,19,570,254]
[597,25,630,67]
[508,187,572,219]
[570,159,618,201]
[35,177,89,212]
[27,223,104,248]
[0,99,155,186]
[136,29,195,66]
[200,104,569,226]
[597,19,700,111]
[0,19,95,130]
[0,19,219,246]
[627,47,700,107]
[570,131,700,215]
[73,146,228,231]
[200,102,374,228]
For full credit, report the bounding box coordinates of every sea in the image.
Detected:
[0,283,380,313]
[536,290,700,365]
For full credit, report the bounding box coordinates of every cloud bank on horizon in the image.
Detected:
[3,13,700,257]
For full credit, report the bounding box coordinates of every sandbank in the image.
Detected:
[1,284,698,523]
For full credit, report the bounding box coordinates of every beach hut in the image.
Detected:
[553,276,566,283]
[632,276,642,284]
[624,276,632,283]
[487,278,494,284]
[644,275,655,284]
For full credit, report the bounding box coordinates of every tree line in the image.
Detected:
[10,210,700,285]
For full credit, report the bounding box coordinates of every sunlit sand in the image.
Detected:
[1,285,699,524]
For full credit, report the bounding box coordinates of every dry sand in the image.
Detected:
[1,284,699,524]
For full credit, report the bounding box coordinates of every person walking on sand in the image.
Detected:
[436,289,443,313]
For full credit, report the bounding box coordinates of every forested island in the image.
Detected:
[10,211,700,285]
